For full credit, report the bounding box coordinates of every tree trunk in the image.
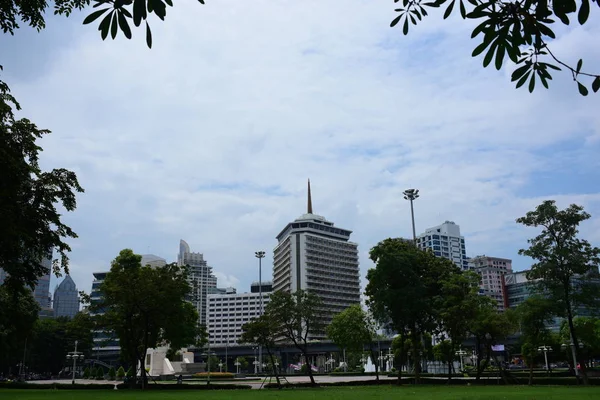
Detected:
[396,333,405,386]
[302,349,316,386]
[566,305,589,385]
[369,343,380,381]
[528,363,533,386]
[411,329,420,384]
[475,337,482,381]
[266,348,281,388]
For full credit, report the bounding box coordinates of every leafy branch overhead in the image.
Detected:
[390,0,600,95]
[83,0,206,48]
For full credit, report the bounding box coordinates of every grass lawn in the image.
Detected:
[2,386,600,400]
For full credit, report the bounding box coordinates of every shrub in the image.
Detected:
[108,367,116,380]
[96,367,104,380]
[89,367,97,378]
[116,383,252,390]
[126,366,134,377]
[193,372,235,380]
[0,382,116,390]
[82,367,90,378]
[116,366,125,379]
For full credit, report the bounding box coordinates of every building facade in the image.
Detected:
[178,240,217,326]
[469,255,512,311]
[141,254,167,268]
[207,283,272,347]
[272,180,361,340]
[416,221,469,270]
[53,275,80,318]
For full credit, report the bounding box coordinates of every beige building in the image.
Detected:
[469,255,513,311]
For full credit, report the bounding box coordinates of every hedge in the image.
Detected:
[0,382,116,390]
[193,372,235,380]
[116,383,252,390]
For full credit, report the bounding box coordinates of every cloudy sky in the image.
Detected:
[2,1,600,296]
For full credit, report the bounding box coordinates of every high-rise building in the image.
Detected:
[178,240,217,327]
[53,275,80,318]
[469,255,512,311]
[207,283,271,347]
[141,254,167,268]
[416,221,469,270]
[33,256,52,310]
[272,180,361,340]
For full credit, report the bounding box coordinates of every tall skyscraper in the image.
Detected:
[53,275,80,318]
[33,256,52,310]
[469,255,512,311]
[416,221,469,270]
[272,180,361,340]
[178,240,217,327]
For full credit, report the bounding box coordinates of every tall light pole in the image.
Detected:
[538,345,551,371]
[66,340,84,384]
[403,189,419,243]
[255,250,265,373]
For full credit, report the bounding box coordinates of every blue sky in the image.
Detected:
[1,1,600,295]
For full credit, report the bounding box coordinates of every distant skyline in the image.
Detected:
[1,2,598,297]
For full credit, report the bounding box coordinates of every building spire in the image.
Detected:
[307,179,313,214]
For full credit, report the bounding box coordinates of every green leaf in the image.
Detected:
[578,82,589,96]
[511,64,531,82]
[516,70,531,89]
[111,12,118,39]
[133,0,146,26]
[118,11,132,39]
[443,0,455,19]
[537,23,556,39]
[403,17,409,35]
[578,0,590,25]
[576,59,583,74]
[592,76,600,93]
[482,41,497,67]
[528,73,536,93]
[459,0,466,18]
[83,8,110,25]
[471,20,490,39]
[99,13,112,40]
[165,0,173,6]
[146,21,152,48]
[494,43,505,70]
[390,15,403,27]
[472,40,490,57]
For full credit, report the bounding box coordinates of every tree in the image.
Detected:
[0,76,84,294]
[96,366,104,380]
[83,367,90,378]
[116,366,125,379]
[391,1,600,95]
[366,238,455,384]
[516,296,556,385]
[266,290,324,386]
[239,313,282,386]
[517,200,600,384]
[0,286,39,375]
[88,249,205,389]
[327,304,380,381]
[108,367,116,380]
[1,0,205,49]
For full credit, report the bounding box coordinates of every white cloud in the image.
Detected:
[3,1,600,294]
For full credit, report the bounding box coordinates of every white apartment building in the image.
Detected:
[469,255,512,311]
[272,180,361,340]
[178,240,217,326]
[416,221,469,270]
[207,282,272,347]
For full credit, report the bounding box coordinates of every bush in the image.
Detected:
[116,366,125,379]
[89,367,97,378]
[108,367,116,380]
[193,372,235,380]
[96,367,104,380]
[82,367,90,378]
[0,382,115,390]
[126,366,134,377]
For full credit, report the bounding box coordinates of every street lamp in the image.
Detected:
[66,340,85,384]
[455,347,467,371]
[255,250,265,372]
[218,361,223,373]
[561,341,584,377]
[402,188,419,243]
[538,346,552,371]
[234,359,241,374]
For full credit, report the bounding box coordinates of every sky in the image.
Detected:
[1,1,600,297]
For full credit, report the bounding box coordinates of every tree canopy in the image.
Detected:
[0,78,84,293]
[391,0,600,95]
[517,200,600,384]
[88,249,204,389]
[239,312,282,386]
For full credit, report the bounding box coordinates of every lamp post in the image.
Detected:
[562,340,583,377]
[403,189,419,243]
[538,346,551,371]
[253,347,259,374]
[455,348,467,371]
[255,250,265,373]
[66,340,84,384]
[218,361,223,373]
[235,359,241,375]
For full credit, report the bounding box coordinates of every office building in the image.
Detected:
[207,283,272,347]
[416,221,469,270]
[178,240,217,326]
[53,275,80,318]
[469,255,512,311]
[0,255,53,316]
[141,254,167,268]
[272,180,361,340]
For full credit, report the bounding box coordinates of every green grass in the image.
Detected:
[2,386,600,400]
